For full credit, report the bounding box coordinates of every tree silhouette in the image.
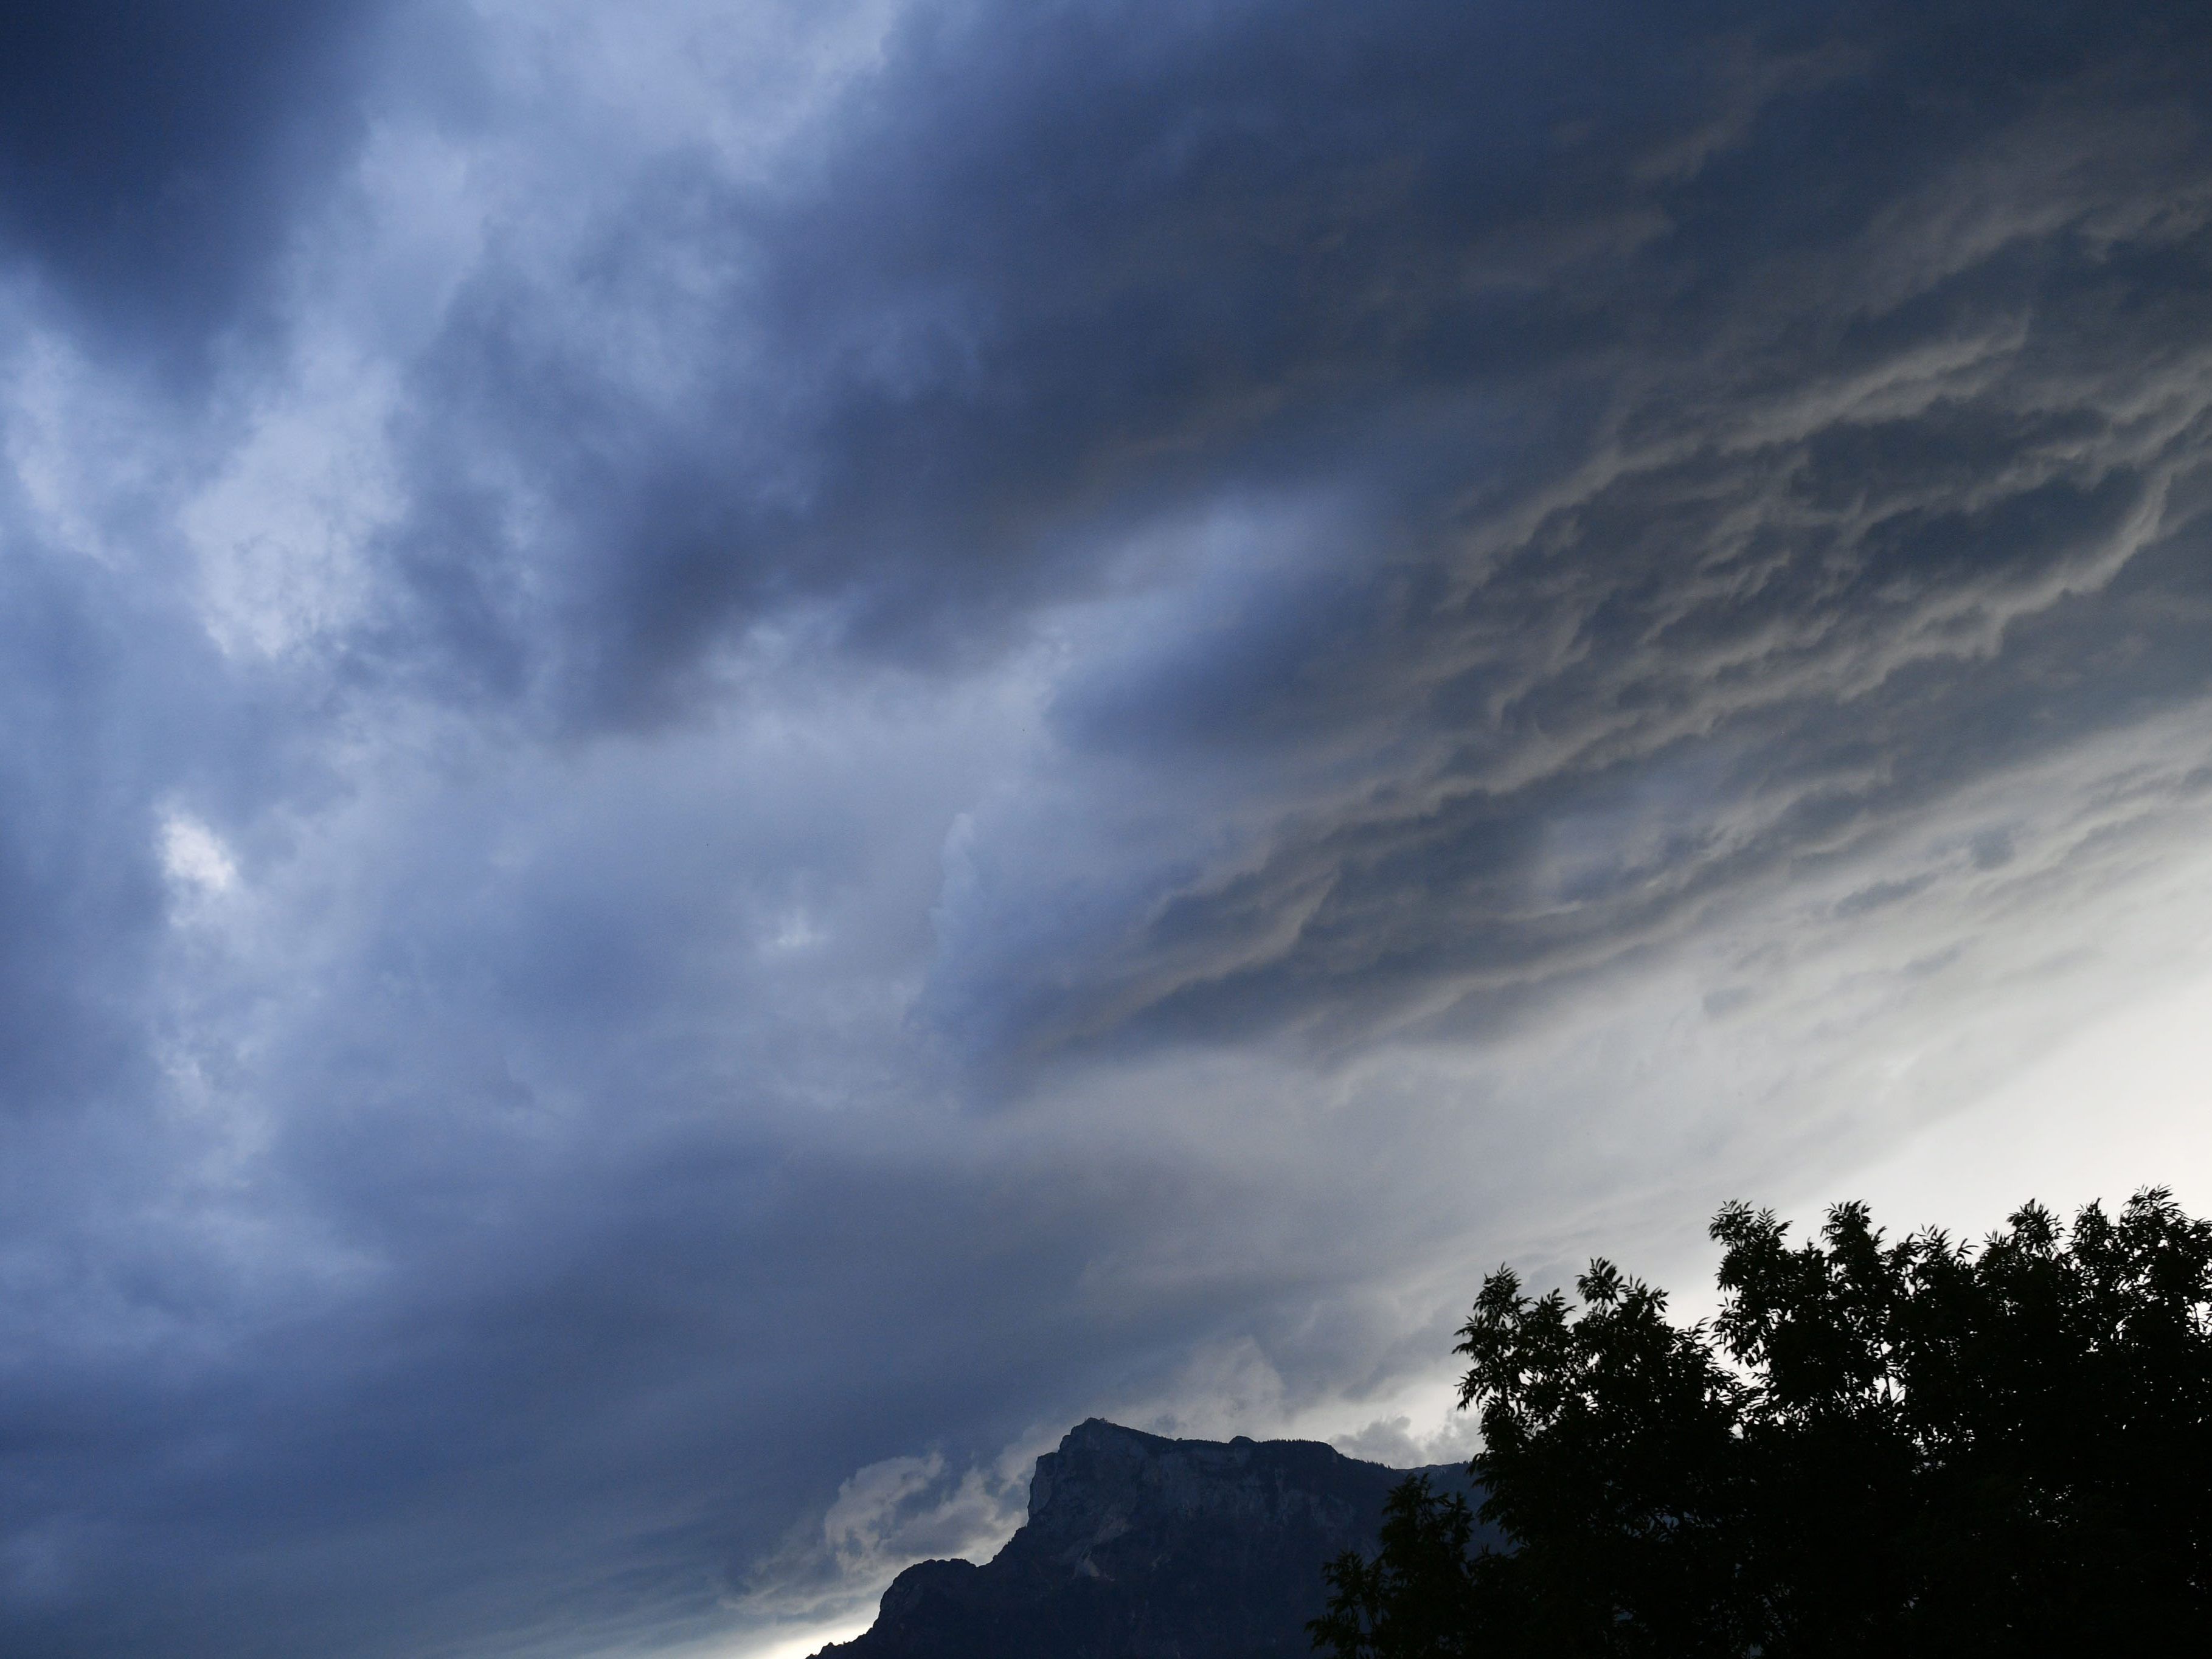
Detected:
[1309,1476,1485,1659]
[1315,1188,2212,1657]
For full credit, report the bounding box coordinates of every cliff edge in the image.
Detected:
[813,1419,1490,1659]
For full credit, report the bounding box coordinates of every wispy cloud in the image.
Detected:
[1,3,2210,1656]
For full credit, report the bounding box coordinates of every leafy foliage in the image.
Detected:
[1310,1476,1483,1659]
[1314,1188,2212,1656]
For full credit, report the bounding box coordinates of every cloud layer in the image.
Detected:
[4,2,2212,1655]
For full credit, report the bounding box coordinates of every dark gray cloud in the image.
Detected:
[365,0,2210,718]
[882,3,2212,1064]
[0,1,396,362]
[5,2,2212,1657]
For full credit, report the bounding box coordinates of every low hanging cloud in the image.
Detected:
[918,71,2212,1068]
[2,2,2212,1657]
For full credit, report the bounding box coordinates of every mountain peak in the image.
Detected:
[814,1422,1488,1659]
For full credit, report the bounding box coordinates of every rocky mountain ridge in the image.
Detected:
[814,1419,1493,1659]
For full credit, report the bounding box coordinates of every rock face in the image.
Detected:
[814,1420,1491,1659]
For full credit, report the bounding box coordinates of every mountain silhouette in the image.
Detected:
[815,1419,1491,1659]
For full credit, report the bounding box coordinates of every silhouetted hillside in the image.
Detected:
[815,1420,1491,1659]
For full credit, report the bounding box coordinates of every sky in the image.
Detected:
[3,1,2212,1654]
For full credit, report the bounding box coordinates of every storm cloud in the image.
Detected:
[4,2,2212,1655]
